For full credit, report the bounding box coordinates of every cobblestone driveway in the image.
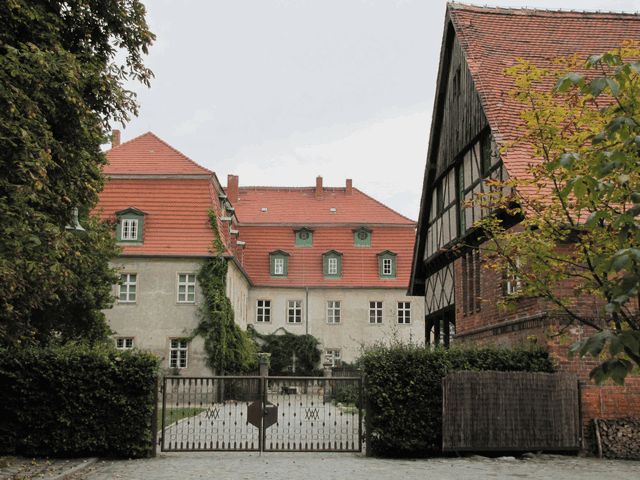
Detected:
[78,453,640,480]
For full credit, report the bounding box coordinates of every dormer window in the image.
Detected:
[323,250,343,278]
[377,250,397,279]
[269,250,290,277]
[353,227,372,247]
[294,227,313,247]
[122,219,138,240]
[116,208,145,243]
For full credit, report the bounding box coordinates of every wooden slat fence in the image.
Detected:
[442,371,580,452]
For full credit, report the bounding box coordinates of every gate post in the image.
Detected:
[323,360,333,403]
[257,353,271,452]
[257,352,271,377]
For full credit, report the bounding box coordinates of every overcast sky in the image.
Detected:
[119,0,640,220]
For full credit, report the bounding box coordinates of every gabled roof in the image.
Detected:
[232,186,415,225]
[96,132,232,257]
[448,4,640,181]
[104,132,212,176]
[409,4,640,295]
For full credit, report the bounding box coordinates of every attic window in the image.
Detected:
[322,250,343,278]
[377,251,397,279]
[329,207,337,213]
[261,207,268,213]
[269,250,290,277]
[116,208,145,244]
[295,228,313,247]
[353,227,372,247]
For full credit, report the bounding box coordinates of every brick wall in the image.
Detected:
[450,240,640,452]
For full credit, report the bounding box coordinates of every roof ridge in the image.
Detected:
[449,2,640,18]
[106,131,212,175]
[145,132,213,174]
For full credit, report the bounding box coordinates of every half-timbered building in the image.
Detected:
[410,4,640,434]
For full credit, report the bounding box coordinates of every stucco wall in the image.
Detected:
[248,287,425,363]
[105,257,211,376]
[226,260,250,328]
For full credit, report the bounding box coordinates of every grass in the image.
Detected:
[157,407,205,430]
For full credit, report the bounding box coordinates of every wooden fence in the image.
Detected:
[442,371,580,452]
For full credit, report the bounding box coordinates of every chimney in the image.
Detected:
[345,178,353,195]
[315,176,323,199]
[227,174,239,204]
[111,130,121,148]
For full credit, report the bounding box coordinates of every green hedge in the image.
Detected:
[361,345,555,457]
[0,344,159,458]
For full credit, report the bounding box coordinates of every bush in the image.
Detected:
[0,344,159,458]
[361,344,554,457]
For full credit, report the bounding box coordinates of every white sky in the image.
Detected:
[120,0,640,220]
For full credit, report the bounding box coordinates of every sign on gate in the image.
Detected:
[160,376,363,453]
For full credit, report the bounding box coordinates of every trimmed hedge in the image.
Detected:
[361,345,555,457]
[0,344,159,458]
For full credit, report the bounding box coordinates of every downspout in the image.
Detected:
[305,287,309,335]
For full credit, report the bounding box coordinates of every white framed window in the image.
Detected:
[169,339,188,369]
[382,258,393,276]
[274,257,285,275]
[177,273,196,303]
[505,258,522,296]
[369,301,383,324]
[397,302,411,324]
[118,273,137,303]
[327,300,341,324]
[287,300,302,323]
[327,257,338,275]
[121,218,139,240]
[257,299,271,322]
[324,349,341,367]
[115,337,134,350]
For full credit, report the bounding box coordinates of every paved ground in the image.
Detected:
[76,453,640,480]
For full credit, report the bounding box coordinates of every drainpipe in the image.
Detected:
[305,287,309,335]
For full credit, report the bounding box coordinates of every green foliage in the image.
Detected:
[194,256,256,374]
[474,42,640,384]
[0,344,159,458]
[361,344,554,457]
[251,328,322,376]
[0,0,154,345]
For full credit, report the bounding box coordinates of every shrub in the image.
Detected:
[361,344,555,457]
[0,344,159,458]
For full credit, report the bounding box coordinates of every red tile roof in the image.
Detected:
[97,178,229,256]
[104,132,212,176]
[233,187,415,225]
[239,225,415,288]
[96,133,230,257]
[230,184,416,287]
[448,4,640,182]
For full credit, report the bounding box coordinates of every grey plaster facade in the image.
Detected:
[105,257,250,377]
[248,287,425,363]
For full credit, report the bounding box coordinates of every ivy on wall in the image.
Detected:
[251,328,322,376]
[192,211,256,374]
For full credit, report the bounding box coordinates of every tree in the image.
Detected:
[474,42,640,384]
[0,0,154,345]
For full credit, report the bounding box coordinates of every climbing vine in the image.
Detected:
[250,328,322,376]
[193,211,256,374]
